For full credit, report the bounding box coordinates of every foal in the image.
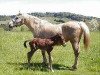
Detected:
[24,34,65,72]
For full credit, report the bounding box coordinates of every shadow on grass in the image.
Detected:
[7,62,75,71]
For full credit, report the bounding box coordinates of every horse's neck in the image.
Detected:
[23,17,34,32]
[23,14,54,29]
[23,16,41,36]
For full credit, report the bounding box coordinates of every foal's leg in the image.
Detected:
[27,49,36,64]
[41,50,47,65]
[70,40,80,69]
[47,48,54,72]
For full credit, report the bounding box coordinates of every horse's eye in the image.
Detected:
[15,17,18,20]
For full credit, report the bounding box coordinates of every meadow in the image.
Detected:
[0,28,100,75]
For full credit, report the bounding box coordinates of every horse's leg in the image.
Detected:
[70,39,80,69]
[47,48,54,72]
[41,50,47,65]
[27,49,36,64]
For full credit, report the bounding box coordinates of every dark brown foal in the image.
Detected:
[24,34,66,72]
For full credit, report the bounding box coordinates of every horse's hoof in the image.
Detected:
[72,66,77,70]
[42,62,47,66]
[48,68,54,72]
[51,69,54,72]
[48,66,54,72]
[27,63,32,68]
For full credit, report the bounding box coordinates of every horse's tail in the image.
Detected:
[24,40,31,48]
[79,22,90,49]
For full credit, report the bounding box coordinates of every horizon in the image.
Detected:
[0,0,100,18]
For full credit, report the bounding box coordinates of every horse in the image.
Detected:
[9,12,90,69]
[24,33,66,72]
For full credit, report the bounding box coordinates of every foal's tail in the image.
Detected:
[24,40,31,48]
[79,22,90,49]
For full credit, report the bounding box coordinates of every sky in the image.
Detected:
[0,0,100,18]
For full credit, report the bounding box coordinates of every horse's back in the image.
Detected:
[35,24,62,38]
[62,21,83,41]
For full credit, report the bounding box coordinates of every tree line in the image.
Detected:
[0,12,100,21]
[30,12,100,21]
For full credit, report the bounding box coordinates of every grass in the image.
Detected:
[0,29,100,75]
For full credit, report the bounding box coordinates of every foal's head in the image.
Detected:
[50,34,65,45]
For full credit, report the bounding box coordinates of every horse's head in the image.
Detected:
[9,12,24,28]
[51,33,66,46]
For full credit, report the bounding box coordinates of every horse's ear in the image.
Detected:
[18,11,22,15]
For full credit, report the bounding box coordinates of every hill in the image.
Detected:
[0,12,100,31]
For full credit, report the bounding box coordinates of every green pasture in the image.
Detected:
[0,29,100,75]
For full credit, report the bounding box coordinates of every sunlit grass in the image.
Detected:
[0,30,100,75]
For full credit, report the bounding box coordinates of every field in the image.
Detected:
[0,29,100,75]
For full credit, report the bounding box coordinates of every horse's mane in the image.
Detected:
[22,13,53,25]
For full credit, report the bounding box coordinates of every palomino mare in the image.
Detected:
[9,13,90,70]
